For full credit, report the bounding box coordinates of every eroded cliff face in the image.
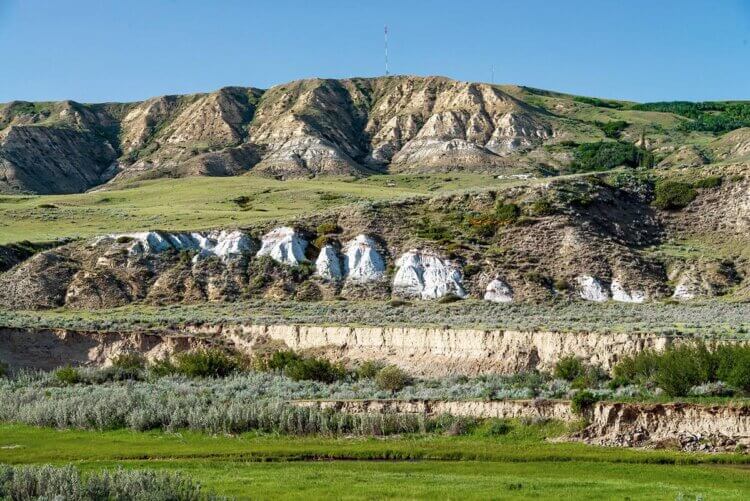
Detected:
[0,77,558,193]
[294,399,750,452]
[0,323,678,376]
[575,402,750,452]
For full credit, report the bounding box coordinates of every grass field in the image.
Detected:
[0,172,531,244]
[1,424,748,499]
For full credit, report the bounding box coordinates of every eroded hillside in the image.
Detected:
[2,167,746,309]
[4,76,748,194]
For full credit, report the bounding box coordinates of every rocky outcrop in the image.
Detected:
[220,324,677,376]
[342,235,386,283]
[294,399,575,421]
[576,402,750,452]
[575,275,608,302]
[0,125,118,194]
[393,250,466,299]
[0,76,560,192]
[0,323,682,376]
[484,278,514,303]
[257,227,308,265]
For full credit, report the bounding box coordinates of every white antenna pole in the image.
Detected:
[384,25,389,76]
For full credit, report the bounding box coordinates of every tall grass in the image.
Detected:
[0,464,219,500]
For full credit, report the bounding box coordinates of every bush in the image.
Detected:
[725,348,750,392]
[529,198,555,216]
[553,356,586,382]
[148,357,178,378]
[693,175,722,189]
[173,349,238,378]
[483,419,513,436]
[653,181,696,210]
[654,345,713,396]
[0,361,7,378]
[612,351,660,385]
[111,352,146,371]
[375,365,410,392]
[438,293,463,304]
[571,390,600,415]
[316,222,341,235]
[356,360,385,380]
[54,366,82,385]
[285,357,346,383]
[570,141,642,172]
[255,350,303,371]
[495,203,520,223]
[0,464,215,500]
[595,120,629,139]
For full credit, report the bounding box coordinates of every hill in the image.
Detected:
[3,75,749,194]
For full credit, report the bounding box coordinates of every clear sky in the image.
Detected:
[1,0,748,103]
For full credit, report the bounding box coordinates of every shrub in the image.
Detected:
[115,235,134,244]
[612,351,660,385]
[693,175,722,189]
[652,181,696,210]
[111,352,146,371]
[725,348,750,392]
[376,365,410,392]
[654,345,712,396]
[285,357,346,383]
[495,203,520,224]
[415,217,452,242]
[529,198,555,216]
[553,356,586,382]
[54,366,82,385]
[484,419,513,436]
[173,349,238,378]
[595,120,629,139]
[0,361,7,378]
[571,390,600,415]
[356,360,385,380]
[316,222,341,235]
[438,293,463,304]
[148,357,177,378]
[256,349,303,371]
[570,141,642,172]
[0,465,215,500]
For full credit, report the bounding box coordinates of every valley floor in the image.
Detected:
[1,424,748,500]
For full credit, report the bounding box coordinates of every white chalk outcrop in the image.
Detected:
[576,275,609,302]
[672,274,700,300]
[95,230,254,262]
[342,235,386,283]
[315,244,343,281]
[256,227,308,266]
[610,279,647,303]
[393,250,466,299]
[484,279,514,303]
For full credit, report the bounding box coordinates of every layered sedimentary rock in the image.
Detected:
[484,279,514,303]
[393,250,466,299]
[257,227,308,265]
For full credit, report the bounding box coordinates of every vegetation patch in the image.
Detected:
[652,181,696,210]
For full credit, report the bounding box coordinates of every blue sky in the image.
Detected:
[1,0,748,103]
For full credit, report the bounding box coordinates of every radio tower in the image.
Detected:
[384,25,389,76]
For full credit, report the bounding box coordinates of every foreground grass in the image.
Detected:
[1,424,749,499]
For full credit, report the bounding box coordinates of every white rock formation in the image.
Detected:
[484,279,514,303]
[256,226,308,266]
[393,250,466,299]
[96,230,254,262]
[576,275,609,302]
[315,244,343,281]
[342,235,386,283]
[610,279,647,303]
[672,275,699,300]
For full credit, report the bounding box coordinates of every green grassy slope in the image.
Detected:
[0,173,531,244]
